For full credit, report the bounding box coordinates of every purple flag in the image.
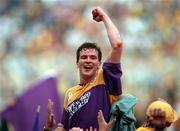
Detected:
[1,76,62,131]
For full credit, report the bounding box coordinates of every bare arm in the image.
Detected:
[92,6,123,63]
[44,99,56,131]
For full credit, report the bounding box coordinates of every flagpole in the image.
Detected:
[32,105,41,131]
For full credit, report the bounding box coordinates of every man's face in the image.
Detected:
[77,48,101,80]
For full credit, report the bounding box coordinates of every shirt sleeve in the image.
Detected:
[102,63,122,95]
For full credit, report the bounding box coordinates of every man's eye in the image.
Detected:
[91,56,97,59]
[80,56,87,59]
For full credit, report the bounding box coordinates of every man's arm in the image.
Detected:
[92,6,123,63]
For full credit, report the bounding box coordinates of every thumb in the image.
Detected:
[107,118,116,129]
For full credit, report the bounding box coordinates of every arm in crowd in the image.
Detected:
[44,99,56,131]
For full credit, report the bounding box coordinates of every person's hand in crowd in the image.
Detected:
[69,127,83,131]
[148,108,166,129]
[47,99,56,130]
[97,110,116,131]
[173,118,180,131]
[54,110,116,131]
[69,127,97,131]
[55,123,66,131]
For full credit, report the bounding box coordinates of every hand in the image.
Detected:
[70,127,83,131]
[55,123,66,131]
[47,99,56,130]
[92,7,107,22]
[149,108,166,129]
[97,110,116,131]
[174,118,180,130]
[69,126,97,131]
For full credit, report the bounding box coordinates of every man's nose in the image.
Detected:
[86,57,92,62]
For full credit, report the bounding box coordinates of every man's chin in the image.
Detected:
[82,73,94,79]
[83,74,93,78]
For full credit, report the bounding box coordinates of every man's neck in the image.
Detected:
[80,76,96,85]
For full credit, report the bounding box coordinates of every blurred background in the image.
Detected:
[0,0,180,130]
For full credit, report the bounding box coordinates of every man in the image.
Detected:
[136,99,179,131]
[60,6,123,130]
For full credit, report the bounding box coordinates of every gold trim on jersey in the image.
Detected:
[63,68,121,110]
[64,69,105,110]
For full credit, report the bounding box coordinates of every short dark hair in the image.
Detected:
[76,42,102,63]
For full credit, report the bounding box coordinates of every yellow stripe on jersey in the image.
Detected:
[64,69,105,110]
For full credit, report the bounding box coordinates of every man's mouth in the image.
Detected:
[83,65,93,70]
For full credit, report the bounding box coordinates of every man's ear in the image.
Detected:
[98,61,102,67]
[76,62,79,68]
[96,62,101,70]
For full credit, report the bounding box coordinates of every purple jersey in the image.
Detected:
[61,63,122,130]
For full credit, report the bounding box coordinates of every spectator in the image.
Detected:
[136,99,179,131]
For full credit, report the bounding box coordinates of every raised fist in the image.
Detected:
[92,7,106,22]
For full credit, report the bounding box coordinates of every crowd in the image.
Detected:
[43,98,179,131]
[0,0,180,131]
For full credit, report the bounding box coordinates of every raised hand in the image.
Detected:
[92,7,107,22]
[70,127,83,131]
[47,99,56,130]
[85,126,97,131]
[97,110,116,131]
[55,123,66,131]
[149,108,166,129]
